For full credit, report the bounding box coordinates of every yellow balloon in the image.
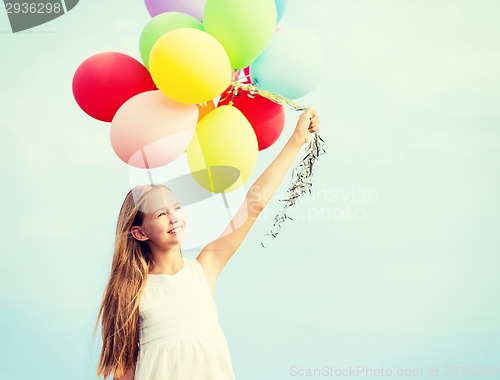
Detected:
[149,28,232,104]
[187,106,258,193]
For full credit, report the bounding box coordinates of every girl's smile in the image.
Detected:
[168,225,184,235]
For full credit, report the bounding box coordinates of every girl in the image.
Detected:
[96,108,321,379]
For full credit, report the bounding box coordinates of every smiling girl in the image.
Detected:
[96,108,320,379]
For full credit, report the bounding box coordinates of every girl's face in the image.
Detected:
[135,187,188,247]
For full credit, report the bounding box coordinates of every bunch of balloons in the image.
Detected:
[72,0,325,193]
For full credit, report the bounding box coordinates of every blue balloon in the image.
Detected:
[250,28,326,100]
[275,0,287,23]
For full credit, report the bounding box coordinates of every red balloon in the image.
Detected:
[218,87,285,151]
[72,52,156,122]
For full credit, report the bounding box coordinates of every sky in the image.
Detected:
[1,1,499,379]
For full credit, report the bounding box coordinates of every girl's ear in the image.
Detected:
[130,226,149,241]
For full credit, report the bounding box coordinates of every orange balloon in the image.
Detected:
[196,100,215,121]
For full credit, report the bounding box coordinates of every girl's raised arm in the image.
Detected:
[196,108,320,286]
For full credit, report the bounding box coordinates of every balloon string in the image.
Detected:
[225,81,327,247]
[260,132,326,248]
[230,81,308,111]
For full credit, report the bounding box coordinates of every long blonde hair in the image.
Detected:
[95,184,167,379]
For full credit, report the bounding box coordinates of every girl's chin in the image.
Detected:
[168,231,187,241]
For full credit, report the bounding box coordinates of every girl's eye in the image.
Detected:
[157,206,180,217]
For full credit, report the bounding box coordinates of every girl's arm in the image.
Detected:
[197,108,320,283]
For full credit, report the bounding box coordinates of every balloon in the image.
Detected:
[110,91,198,169]
[72,52,156,122]
[241,66,252,84]
[218,87,284,151]
[250,28,326,99]
[186,106,258,193]
[139,12,204,69]
[144,0,206,20]
[196,100,215,121]
[275,0,287,23]
[149,28,232,104]
[203,0,276,69]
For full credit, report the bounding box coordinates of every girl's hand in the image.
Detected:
[291,108,321,145]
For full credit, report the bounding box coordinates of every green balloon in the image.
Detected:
[204,0,276,69]
[139,12,204,69]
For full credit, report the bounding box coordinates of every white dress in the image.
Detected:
[135,257,235,380]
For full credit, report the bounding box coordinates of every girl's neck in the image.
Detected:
[149,245,183,275]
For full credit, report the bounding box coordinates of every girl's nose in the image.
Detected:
[169,211,179,222]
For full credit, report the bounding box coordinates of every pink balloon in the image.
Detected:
[110,91,198,169]
[144,0,206,20]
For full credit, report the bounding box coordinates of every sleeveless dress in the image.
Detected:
[134,257,236,380]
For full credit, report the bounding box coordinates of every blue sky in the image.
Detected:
[1,1,499,379]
